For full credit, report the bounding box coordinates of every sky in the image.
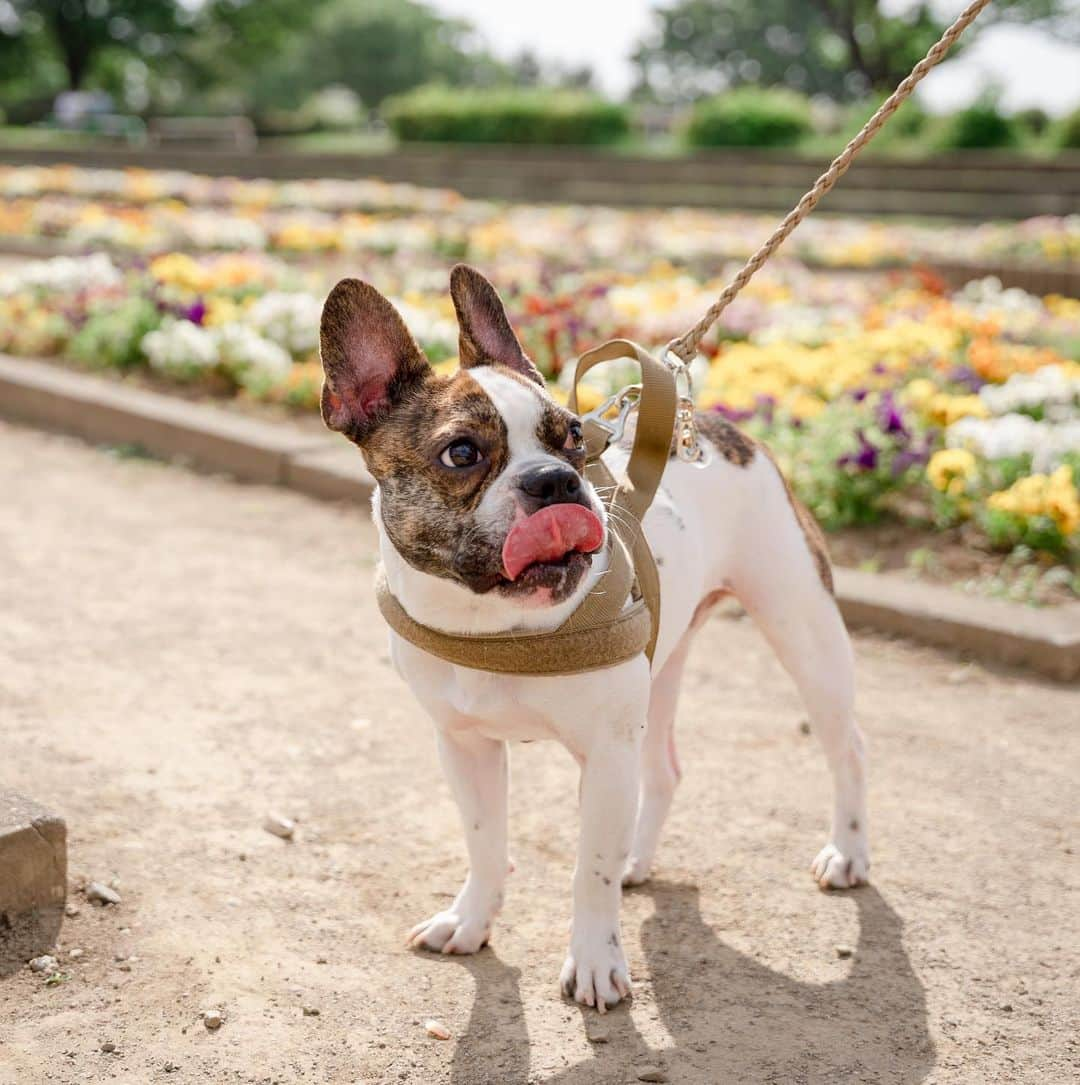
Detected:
[428,0,1080,114]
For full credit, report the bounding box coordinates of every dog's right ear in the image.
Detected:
[319,278,430,444]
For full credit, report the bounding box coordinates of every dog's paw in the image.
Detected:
[621,855,652,887]
[559,929,632,1013]
[811,841,870,890]
[406,909,491,955]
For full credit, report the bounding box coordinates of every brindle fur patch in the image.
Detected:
[450,264,545,387]
[362,369,513,592]
[319,279,429,444]
[692,411,757,467]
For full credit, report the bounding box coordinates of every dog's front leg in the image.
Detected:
[408,729,508,954]
[560,722,642,1011]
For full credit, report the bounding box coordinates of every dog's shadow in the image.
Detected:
[441,881,934,1084]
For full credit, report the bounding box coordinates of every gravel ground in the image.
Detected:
[1,419,1077,1085]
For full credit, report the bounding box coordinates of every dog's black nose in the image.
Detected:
[518,463,582,510]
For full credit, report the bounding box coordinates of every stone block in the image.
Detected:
[0,792,66,975]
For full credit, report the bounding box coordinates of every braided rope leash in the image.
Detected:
[665,0,993,365]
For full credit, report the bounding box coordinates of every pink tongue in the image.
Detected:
[501,504,604,581]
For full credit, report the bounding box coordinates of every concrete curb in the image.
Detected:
[2,354,1077,682]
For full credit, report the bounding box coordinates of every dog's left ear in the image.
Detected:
[449,264,544,387]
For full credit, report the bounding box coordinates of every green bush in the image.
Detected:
[846,93,927,141]
[383,86,629,145]
[1057,107,1080,149]
[686,88,813,149]
[937,100,1019,150]
[1015,107,1051,137]
[68,298,161,371]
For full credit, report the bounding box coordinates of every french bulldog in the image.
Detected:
[319,264,868,1012]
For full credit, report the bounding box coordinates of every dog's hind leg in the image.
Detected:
[623,636,690,886]
[731,462,869,889]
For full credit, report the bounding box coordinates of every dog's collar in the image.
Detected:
[375,340,676,676]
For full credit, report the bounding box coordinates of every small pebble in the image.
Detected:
[164,1062,179,1074]
[263,814,296,841]
[1000,1002,1014,1012]
[637,1068,668,1083]
[587,1028,609,1044]
[302,1006,320,1017]
[29,955,58,973]
[100,1041,116,1054]
[836,944,854,959]
[69,948,84,959]
[798,719,812,735]
[86,882,121,906]
[203,1010,224,1031]
[424,1019,451,1040]
[316,956,328,965]
[65,903,81,918]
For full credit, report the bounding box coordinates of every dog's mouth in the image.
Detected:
[494,504,604,604]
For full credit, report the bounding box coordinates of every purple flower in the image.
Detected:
[709,403,754,423]
[182,299,207,325]
[947,365,986,393]
[838,431,879,471]
[875,392,908,436]
[850,387,869,402]
[753,394,776,423]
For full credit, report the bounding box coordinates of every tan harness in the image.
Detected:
[375,340,679,675]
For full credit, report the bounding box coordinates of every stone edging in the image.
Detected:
[1,353,1077,682]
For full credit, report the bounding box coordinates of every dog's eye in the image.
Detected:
[439,440,483,468]
[564,421,584,452]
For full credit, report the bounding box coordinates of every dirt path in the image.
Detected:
[1,420,1076,1085]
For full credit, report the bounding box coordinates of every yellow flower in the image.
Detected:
[987,466,1080,537]
[925,393,989,426]
[149,253,208,293]
[927,449,977,493]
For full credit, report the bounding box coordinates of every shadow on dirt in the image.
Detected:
[445,882,934,1084]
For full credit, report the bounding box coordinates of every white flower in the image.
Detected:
[392,299,458,355]
[215,324,292,379]
[0,253,121,296]
[246,291,322,354]
[978,364,1080,416]
[142,320,219,375]
[947,413,1080,472]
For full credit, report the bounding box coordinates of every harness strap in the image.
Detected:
[377,339,677,675]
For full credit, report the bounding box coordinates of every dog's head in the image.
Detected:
[319,264,606,609]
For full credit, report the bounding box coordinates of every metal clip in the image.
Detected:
[675,396,703,462]
[580,383,642,450]
[663,348,703,463]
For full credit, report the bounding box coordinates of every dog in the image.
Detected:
[319,264,869,1011]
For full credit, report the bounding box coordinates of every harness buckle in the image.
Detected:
[580,383,642,451]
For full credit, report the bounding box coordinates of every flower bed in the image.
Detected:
[1,165,1078,272]
[3,243,1077,601]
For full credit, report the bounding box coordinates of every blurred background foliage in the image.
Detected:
[1,0,1078,149]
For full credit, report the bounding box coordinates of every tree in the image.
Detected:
[632,0,1080,103]
[0,0,329,111]
[247,0,505,112]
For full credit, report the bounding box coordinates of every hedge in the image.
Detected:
[937,101,1020,150]
[686,87,813,148]
[383,86,630,145]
